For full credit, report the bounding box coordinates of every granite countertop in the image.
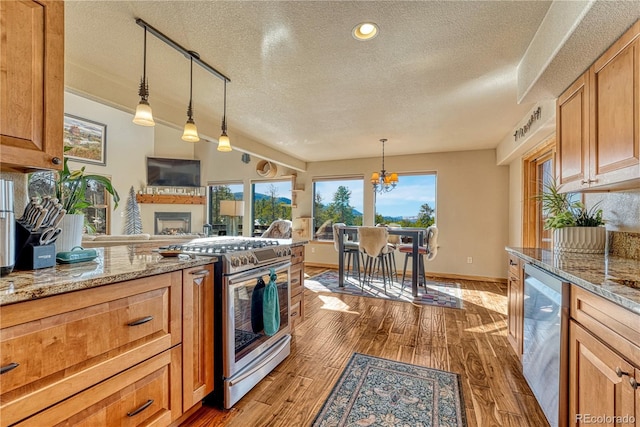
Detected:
[506,247,640,314]
[0,244,217,306]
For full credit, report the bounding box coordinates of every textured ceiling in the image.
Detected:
[65,1,556,162]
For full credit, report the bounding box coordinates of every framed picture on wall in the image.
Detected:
[63,114,107,166]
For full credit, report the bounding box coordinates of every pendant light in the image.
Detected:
[371,138,398,193]
[132,26,155,126]
[218,79,232,152]
[182,55,200,142]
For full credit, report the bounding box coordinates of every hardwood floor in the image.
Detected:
[181,267,549,426]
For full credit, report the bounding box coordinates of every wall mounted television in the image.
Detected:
[146,157,201,187]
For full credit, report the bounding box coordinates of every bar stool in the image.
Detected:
[358,226,393,293]
[399,225,438,290]
[333,223,361,283]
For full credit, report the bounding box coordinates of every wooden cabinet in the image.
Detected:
[290,245,305,329]
[557,21,640,192]
[0,271,183,426]
[0,0,64,172]
[15,346,183,426]
[569,285,640,426]
[569,322,637,427]
[506,254,523,358]
[182,265,214,410]
[557,72,590,192]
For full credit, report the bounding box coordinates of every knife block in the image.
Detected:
[14,221,56,270]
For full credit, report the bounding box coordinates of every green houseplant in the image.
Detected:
[539,179,606,253]
[49,148,120,251]
[55,148,120,214]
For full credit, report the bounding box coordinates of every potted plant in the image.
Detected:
[53,148,120,251]
[539,179,606,253]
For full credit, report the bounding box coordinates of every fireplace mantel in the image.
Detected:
[136,194,205,205]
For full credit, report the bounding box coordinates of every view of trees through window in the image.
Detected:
[375,173,437,228]
[252,181,292,232]
[208,183,243,235]
[313,179,364,240]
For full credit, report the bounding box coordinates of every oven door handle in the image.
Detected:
[228,335,291,387]
[227,261,291,286]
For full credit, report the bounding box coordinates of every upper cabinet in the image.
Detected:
[0,0,64,172]
[557,21,640,192]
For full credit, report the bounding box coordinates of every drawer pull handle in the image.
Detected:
[509,260,517,266]
[0,362,19,375]
[127,399,154,417]
[128,316,154,326]
[189,269,210,277]
[616,367,629,377]
[630,378,639,390]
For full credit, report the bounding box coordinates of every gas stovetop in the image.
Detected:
[163,237,292,274]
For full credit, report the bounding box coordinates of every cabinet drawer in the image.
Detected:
[290,265,303,298]
[0,272,182,426]
[16,346,182,427]
[290,295,302,320]
[571,285,640,365]
[291,246,304,265]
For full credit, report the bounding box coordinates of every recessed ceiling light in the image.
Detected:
[352,22,379,41]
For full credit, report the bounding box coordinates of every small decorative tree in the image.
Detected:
[123,186,143,234]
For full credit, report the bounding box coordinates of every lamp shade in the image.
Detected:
[218,133,232,152]
[133,101,155,126]
[182,119,199,142]
[220,200,244,217]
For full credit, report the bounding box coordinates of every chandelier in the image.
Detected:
[371,138,398,193]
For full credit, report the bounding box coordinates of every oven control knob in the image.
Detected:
[240,256,250,266]
[286,247,292,256]
[231,256,241,267]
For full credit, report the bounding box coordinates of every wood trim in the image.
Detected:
[136,194,205,205]
[522,137,556,248]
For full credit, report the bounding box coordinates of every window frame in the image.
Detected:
[312,175,364,241]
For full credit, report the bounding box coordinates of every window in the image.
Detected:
[523,141,580,249]
[374,173,436,227]
[313,178,364,240]
[27,171,112,234]
[252,180,292,235]
[208,183,243,236]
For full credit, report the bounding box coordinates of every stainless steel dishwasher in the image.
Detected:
[522,263,570,427]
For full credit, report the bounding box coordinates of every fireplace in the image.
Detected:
[154,212,191,235]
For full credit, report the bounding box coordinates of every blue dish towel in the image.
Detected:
[263,268,280,336]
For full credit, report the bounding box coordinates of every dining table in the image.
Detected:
[336,225,427,297]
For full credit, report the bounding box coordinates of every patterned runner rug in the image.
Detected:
[305,270,463,309]
[312,353,467,427]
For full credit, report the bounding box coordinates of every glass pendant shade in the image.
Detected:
[182,118,200,142]
[133,100,155,126]
[133,27,154,127]
[218,132,232,152]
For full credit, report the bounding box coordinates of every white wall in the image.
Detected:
[65,92,205,234]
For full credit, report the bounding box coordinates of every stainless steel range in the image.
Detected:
[166,237,293,408]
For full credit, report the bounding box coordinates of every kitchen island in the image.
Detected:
[0,244,217,426]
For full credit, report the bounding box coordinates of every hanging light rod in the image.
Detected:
[135,18,230,83]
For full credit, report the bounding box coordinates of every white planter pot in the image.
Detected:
[56,214,85,253]
[553,226,606,254]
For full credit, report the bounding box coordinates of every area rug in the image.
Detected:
[312,353,467,427]
[305,270,463,309]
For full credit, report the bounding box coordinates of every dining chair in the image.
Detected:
[377,223,401,283]
[333,222,361,283]
[358,226,393,293]
[399,225,439,290]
